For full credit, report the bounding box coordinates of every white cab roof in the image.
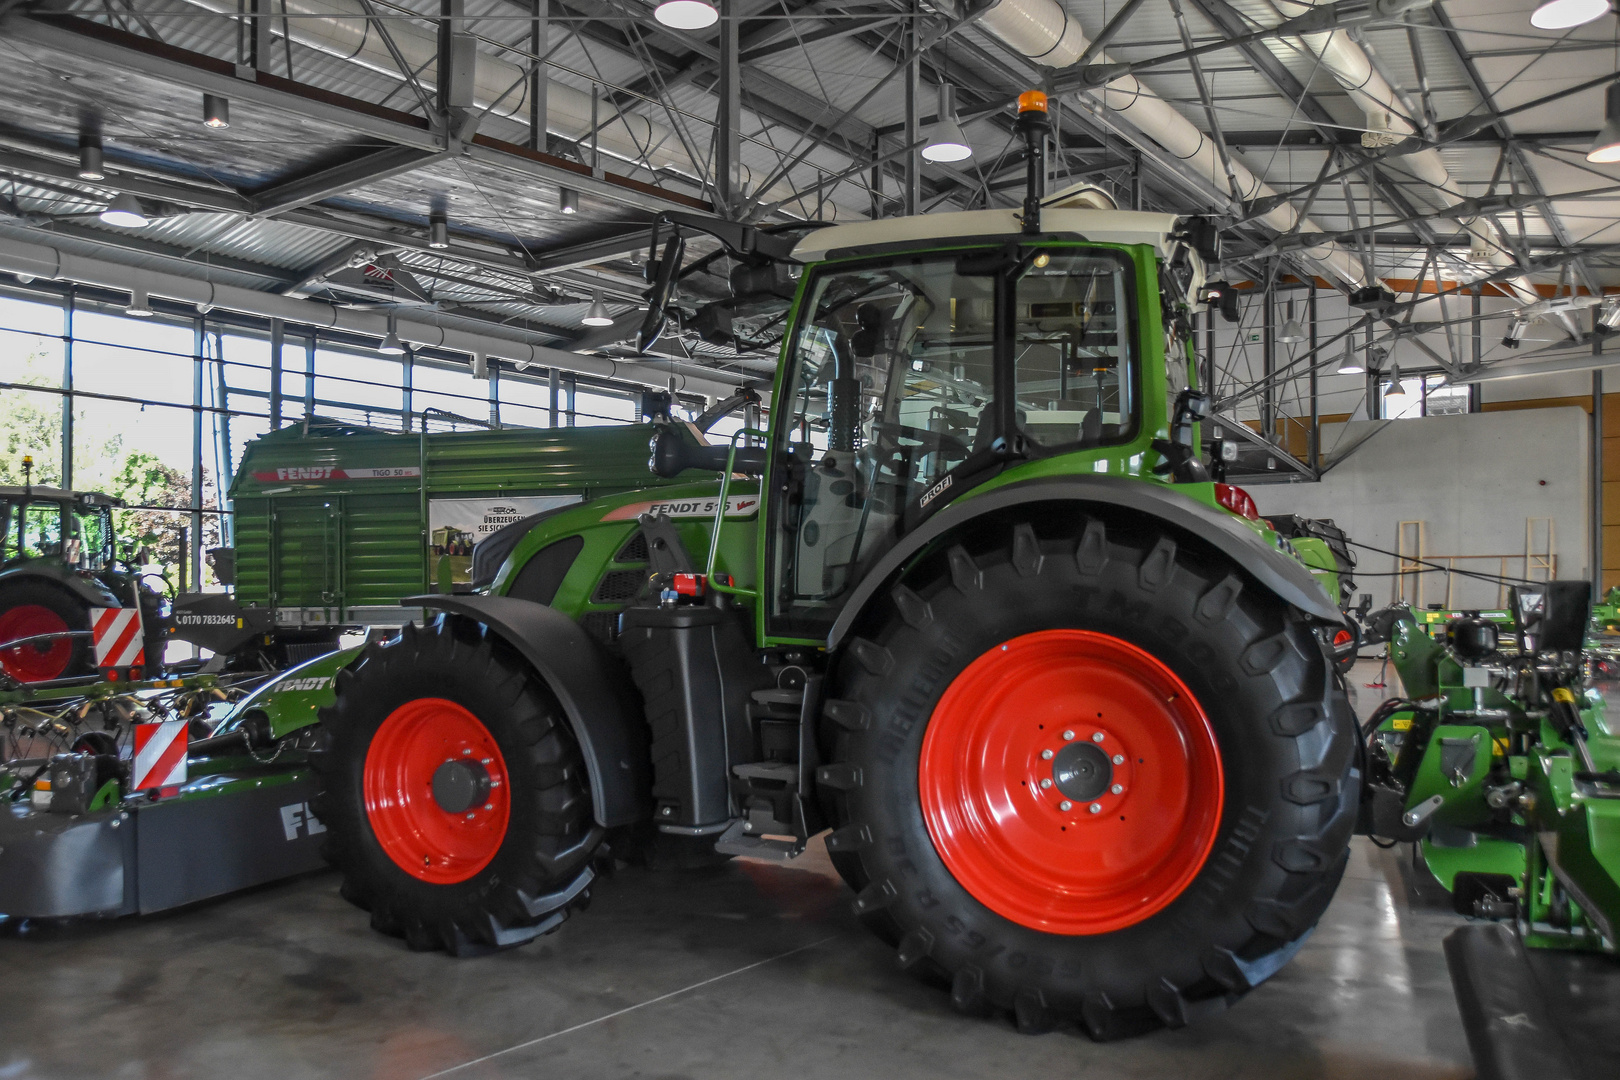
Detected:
[791,207,1187,264]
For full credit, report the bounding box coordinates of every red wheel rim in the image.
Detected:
[0,604,73,682]
[363,698,512,884]
[918,629,1224,935]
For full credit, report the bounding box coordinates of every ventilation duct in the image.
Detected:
[972,0,1373,288]
[1261,0,1540,305]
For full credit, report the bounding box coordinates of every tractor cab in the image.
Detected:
[0,486,120,574]
[763,202,1206,639]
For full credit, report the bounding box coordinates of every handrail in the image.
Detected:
[706,427,767,599]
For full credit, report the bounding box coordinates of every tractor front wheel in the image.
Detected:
[312,617,603,956]
[822,513,1358,1037]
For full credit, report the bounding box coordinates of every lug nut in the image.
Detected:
[1059,800,1072,811]
[484,803,494,810]
[1040,778,1053,789]
[1089,802,1102,814]
[481,758,492,764]
[1040,749,1054,760]
[1111,784,1123,794]
[1092,732,1105,742]
[1112,754,1124,765]
[465,813,475,820]
[1062,730,1075,741]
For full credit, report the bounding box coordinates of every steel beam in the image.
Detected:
[4,14,713,216]
[250,146,447,216]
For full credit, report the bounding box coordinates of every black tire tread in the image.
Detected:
[310,616,603,956]
[821,508,1358,1038]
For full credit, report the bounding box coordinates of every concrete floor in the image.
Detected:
[0,663,1476,1080]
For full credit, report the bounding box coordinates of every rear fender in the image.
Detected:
[408,594,650,828]
[0,564,121,609]
[826,476,1346,651]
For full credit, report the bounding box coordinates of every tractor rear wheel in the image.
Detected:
[312,617,603,956]
[0,581,91,683]
[822,513,1357,1038]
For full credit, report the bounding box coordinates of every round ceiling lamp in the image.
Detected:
[99,193,150,228]
[654,0,718,31]
[582,291,614,327]
[1531,0,1613,29]
[922,85,972,163]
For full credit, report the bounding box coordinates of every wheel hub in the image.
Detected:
[1050,740,1112,802]
[431,757,492,814]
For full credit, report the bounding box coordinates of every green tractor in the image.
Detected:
[0,466,161,684]
[241,94,1363,1038]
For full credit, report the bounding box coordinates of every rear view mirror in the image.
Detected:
[636,229,686,354]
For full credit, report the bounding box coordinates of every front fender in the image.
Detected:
[826,476,1346,650]
[408,594,650,829]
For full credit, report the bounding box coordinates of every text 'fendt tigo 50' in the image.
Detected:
[261,93,1365,1039]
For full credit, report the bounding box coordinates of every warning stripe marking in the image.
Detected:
[91,608,145,668]
[133,719,188,790]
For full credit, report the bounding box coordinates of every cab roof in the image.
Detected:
[0,486,122,506]
[790,207,1189,265]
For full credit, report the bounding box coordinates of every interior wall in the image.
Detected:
[1250,408,1590,611]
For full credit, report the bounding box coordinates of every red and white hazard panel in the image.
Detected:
[90,608,144,670]
[132,719,188,791]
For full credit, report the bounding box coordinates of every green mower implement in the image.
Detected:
[1359,592,1620,1079]
[292,93,1364,1040]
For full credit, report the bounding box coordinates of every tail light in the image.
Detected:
[1213,482,1260,521]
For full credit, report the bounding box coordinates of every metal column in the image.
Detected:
[548,367,559,428]
[529,0,546,152]
[1595,368,1605,592]
[1307,284,1319,472]
[1261,287,1275,443]
[60,288,73,489]
[268,316,284,428]
[716,0,741,215]
[401,348,413,431]
[192,316,205,593]
[902,0,920,216]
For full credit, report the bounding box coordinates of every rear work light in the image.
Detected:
[1213,482,1260,521]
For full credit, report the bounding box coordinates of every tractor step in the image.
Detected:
[713,817,804,861]
[732,761,797,783]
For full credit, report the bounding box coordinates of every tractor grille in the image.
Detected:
[592,569,646,603]
[579,610,621,644]
[615,531,649,563]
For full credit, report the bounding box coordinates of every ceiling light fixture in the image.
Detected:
[429,210,449,249]
[1383,365,1408,409]
[1277,299,1306,344]
[202,93,230,129]
[1600,299,1620,330]
[1531,0,1613,29]
[654,0,718,31]
[1588,83,1620,163]
[125,284,153,317]
[1503,318,1529,348]
[78,132,104,181]
[470,351,489,380]
[1336,331,1365,374]
[922,84,973,163]
[99,192,149,228]
[379,316,406,355]
[582,290,614,327]
[559,187,579,215]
